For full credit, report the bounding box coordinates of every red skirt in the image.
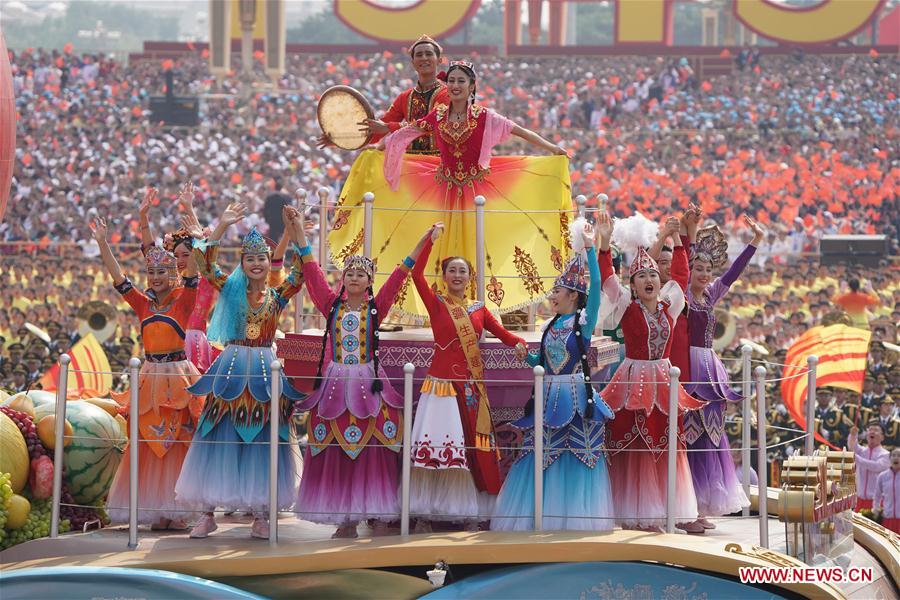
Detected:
[882,517,900,534]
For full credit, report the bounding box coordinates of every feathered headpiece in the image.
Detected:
[162,227,193,254]
[409,34,443,57]
[611,212,659,258]
[145,245,177,270]
[241,227,271,255]
[343,255,375,279]
[554,217,589,294]
[694,224,729,269]
[629,247,659,278]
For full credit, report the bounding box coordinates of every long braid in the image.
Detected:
[573,293,595,419]
[367,284,384,393]
[314,284,344,390]
[523,313,560,418]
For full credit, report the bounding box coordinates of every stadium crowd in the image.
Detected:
[1,47,898,454]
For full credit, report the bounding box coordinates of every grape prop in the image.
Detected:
[0,405,110,549]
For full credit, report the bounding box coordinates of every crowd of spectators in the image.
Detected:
[1,47,897,452]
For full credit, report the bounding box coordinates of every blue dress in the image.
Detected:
[491,248,616,531]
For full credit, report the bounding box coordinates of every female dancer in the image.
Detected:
[682,215,763,527]
[410,224,528,532]
[596,209,706,534]
[174,202,306,539]
[138,183,218,371]
[294,214,434,538]
[139,184,290,370]
[333,59,571,319]
[492,219,615,531]
[91,217,202,529]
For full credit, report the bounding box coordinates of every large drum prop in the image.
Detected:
[316,85,375,151]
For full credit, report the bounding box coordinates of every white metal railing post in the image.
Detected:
[401,363,414,536]
[666,366,680,534]
[533,366,545,531]
[755,365,769,548]
[474,195,486,305]
[269,360,282,546]
[597,193,608,215]
[363,192,375,258]
[316,187,329,266]
[49,354,71,538]
[317,187,330,329]
[741,344,752,517]
[575,194,586,218]
[805,355,818,456]
[127,357,141,548]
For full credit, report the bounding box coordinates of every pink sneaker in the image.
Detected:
[189,514,218,539]
[250,517,269,539]
[676,520,706,535]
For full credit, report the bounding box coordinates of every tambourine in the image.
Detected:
[316,85,375,151]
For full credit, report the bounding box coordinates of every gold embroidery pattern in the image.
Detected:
[335,229,364,267]
[487,276,504,308]
[513,246,545,298]
[550,245,563,272]
[395,273,412,308]
[333,209,351,231]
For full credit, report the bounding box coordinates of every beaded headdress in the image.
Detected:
[241,227,271,255]
[145,245,177,270]
[555,216,590,294]
[343,255,375,279]
[555,255,587,295]
[409,34,442,57]
[629,247,659,277]
[694,224,729,269]
[447,60,476,79]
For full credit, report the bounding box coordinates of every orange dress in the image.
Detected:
[107,275,202,524]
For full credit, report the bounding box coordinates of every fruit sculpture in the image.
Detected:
[0,391,125,549]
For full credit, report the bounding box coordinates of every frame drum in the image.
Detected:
[317,85,375,151]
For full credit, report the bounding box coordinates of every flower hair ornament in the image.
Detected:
[343,255,375,279]
[693,224,729,269]
[163,227,194,254]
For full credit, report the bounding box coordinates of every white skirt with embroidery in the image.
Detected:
[410,380,491,521]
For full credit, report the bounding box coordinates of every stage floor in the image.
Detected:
[2,513,894,599]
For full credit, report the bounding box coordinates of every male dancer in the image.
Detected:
[319,35,449,154]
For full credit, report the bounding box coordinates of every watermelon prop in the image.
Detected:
[34,401,126,505]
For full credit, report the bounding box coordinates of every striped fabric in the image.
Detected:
[781,324,871,449]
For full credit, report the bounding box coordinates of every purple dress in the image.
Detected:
[682,244,755,517]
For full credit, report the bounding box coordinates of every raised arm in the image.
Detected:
[90,217,126,286]
[182,202,246,290]
[595,210,631,328]
[648,216,680,261]
[138,187,157,252]
[273,205,308,306]
[411,228,442,316]
[374,224,436,315]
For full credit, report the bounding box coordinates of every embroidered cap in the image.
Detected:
[555,255,588,295]
[145,245,177,270]
[629,247,659,278]
[343,255,375,279]
[409,34,443,57]
[241,227,271,256]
